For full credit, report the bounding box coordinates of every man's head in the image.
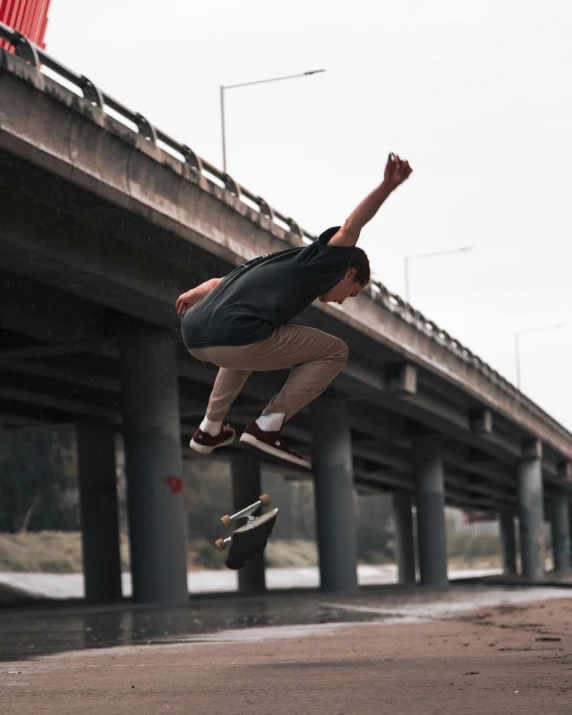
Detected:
[318,247,370,305]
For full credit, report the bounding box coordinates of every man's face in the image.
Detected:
[318,269,366,305]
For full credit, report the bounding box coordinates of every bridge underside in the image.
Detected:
[1,38,571,601]
[0,146,566,517]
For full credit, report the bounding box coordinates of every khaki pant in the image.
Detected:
[190,325,348,422]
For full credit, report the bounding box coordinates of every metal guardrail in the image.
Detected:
[0,21,309,240]
[0,20,569,442]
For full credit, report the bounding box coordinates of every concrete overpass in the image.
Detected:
[1,22,571,604]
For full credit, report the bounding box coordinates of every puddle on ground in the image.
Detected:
[0,586,570,663]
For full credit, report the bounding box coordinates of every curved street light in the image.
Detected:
[220,69,326,173]
[404,246,474,304]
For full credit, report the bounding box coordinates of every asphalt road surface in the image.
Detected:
[1,586,571,714]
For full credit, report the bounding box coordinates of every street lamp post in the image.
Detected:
[514,323,567,389]
[220,69,325,174]
[404,247,473,304]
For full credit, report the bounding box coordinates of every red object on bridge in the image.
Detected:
[0,0,51,52]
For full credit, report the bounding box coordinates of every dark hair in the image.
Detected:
[349,246,370,286]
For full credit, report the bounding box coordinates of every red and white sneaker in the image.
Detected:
[239,422,311,470]
[190,425,235,454]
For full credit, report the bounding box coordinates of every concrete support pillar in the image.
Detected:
[412,434,448,588]
[310,393,359,594]
[392,490,416,584]
[517,449,545,581]
[569,502,572,569]
[550,489,571,572]
[119,331,188,605]
[76,421,122,602]
[499,510,517,575]
[231,452,266,593]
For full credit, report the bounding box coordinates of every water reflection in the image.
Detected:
[0,592,383,662]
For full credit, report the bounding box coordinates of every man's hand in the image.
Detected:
[383,153,413,189]
[176,290,196,315]
[176,278,223,315]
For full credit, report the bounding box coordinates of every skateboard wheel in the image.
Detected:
[221,515,232,528]
[259,494,271,506]
[215,538,226,551]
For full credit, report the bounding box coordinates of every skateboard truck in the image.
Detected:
[215,493,272,549]
[214,494,278,570]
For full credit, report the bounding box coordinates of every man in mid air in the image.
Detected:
[177,153,412,469]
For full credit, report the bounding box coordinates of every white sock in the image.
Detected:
[256,412,285,432]
[200,417,222,436]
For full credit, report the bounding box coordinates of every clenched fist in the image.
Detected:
[384,153,413,189]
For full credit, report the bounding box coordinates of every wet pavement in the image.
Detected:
[1,582,571,663]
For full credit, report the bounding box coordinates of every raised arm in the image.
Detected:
[329,153,413,248]
[176,278,222,315]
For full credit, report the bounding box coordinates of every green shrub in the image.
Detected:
[0,531,131,573]
[265,539,318,568]
[189,539,224,570]
[447,533,500,562]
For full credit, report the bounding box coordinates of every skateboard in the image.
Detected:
[215,494,279,570]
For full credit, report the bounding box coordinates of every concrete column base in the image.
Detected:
[550,489,571,572]
[393,490,416,584]
[412,434,448,588]
[311,393,359,594]
[120,331,189,605]
[231,452,266,593]
[499,510,517,576]
[517,457,545,582]
[76,421,122,602]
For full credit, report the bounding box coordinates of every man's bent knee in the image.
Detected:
[332,339,349,364]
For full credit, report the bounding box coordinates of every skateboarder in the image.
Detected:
[177,153,412,469]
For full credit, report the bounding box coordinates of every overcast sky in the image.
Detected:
[44,0,572,430]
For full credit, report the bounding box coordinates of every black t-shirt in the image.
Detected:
[181,226,352,349]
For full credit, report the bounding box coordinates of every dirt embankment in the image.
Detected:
[0,530,504,574]
[0,531,321,573]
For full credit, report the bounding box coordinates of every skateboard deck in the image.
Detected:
[225,508,278,570]
[215,495,278,570]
